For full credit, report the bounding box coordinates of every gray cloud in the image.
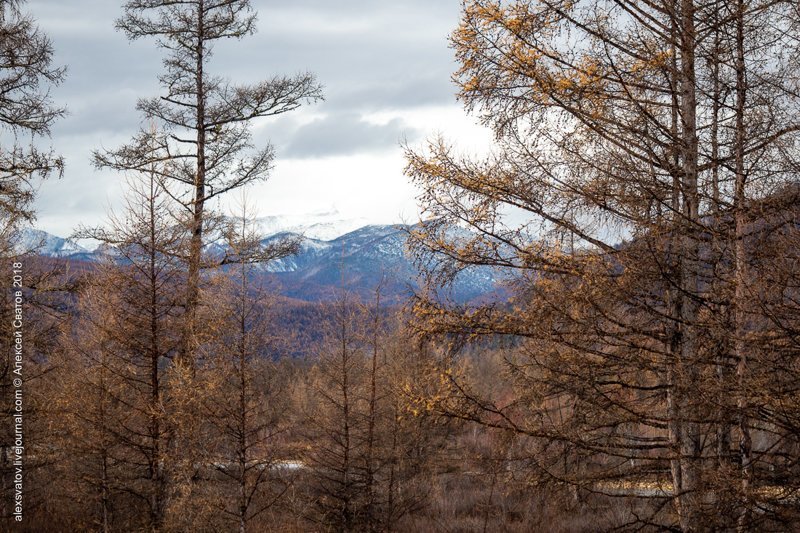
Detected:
[29,0,463,143]
[23,0,467,234]
[282,112,420,158]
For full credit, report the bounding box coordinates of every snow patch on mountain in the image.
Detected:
[255,208,371,241]
[15,228,88,257]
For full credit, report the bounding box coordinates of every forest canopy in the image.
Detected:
[2,0,800,531]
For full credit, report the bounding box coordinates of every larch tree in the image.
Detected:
[196,201,295,533]
[0,0,64,526]
[302,291,447,532]
[303,292,366,532]
[404,0,800,530]
[62,168,186,531]
[93,0,323,366]
[55,284,136,533]
[0,0,64,242]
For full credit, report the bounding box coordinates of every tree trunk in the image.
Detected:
[184,0,207,370]
[733,1,752,529]
[678,0,703,528]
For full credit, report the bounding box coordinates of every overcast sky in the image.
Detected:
[26,0,493,237]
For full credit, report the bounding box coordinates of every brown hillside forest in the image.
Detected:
[2,0,800,531]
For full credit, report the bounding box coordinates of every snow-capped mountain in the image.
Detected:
[254,208,371,241]
[15,228,88,258]
[245,224,503,302]
[19,222,506,303]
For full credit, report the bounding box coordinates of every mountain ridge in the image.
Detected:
[15,222,505,304]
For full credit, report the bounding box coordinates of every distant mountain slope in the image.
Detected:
[15,228,88,258]
[254,208,370,241]
[17,223,506,304]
